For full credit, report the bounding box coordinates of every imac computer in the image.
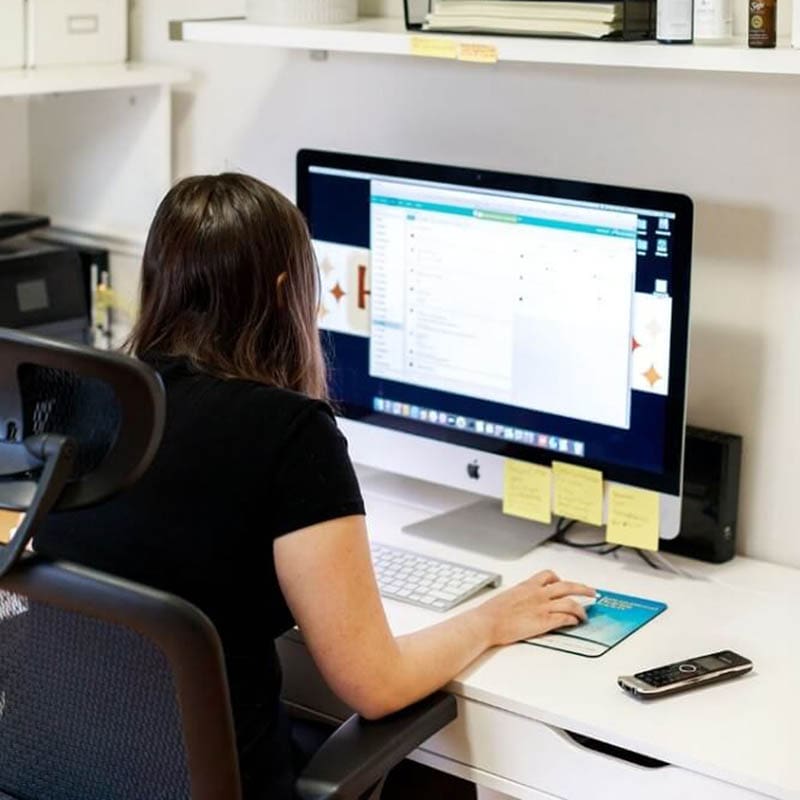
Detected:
[297,150,693,558]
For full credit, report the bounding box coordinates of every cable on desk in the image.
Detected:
[552,518,620,556]
[553,519,698,577]
[635,548,661,570]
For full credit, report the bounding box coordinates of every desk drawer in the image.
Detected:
[428,699,771,800]
[278,636,770,800]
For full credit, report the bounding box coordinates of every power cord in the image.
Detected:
[552,517,690,572]
[552,517,622,557]
[634,548,661,570]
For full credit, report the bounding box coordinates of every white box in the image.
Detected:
[794,0,800,47]
[0,0,26,69]
[27,0,127,67]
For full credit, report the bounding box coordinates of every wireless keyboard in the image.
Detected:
[371,542,502,612]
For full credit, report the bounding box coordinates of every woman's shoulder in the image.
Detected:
[147,354,333,428]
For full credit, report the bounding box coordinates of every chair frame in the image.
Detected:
[0,327,164,511]
[0,329,458,800]
[0,556,243,800]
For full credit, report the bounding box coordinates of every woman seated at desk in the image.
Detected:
[34,173,594,800]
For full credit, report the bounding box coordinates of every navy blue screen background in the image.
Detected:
[308,170,681,491]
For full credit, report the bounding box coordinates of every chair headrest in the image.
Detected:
[0,327,165,512]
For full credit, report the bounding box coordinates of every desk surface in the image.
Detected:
[357,469,799,800]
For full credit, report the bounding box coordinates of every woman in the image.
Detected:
[34,174,594,799]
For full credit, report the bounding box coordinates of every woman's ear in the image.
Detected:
[276,272,288,309]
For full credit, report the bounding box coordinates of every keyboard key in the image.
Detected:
[371,542,501,612]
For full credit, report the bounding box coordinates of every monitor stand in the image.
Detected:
[402,498,555,561]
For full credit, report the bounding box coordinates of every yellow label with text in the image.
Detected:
[458,43,498,63]
[503,460,551,524]
[606,485,660,551]
[410,36,458,59]
[553,461,603,526]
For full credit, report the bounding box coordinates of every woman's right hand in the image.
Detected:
[476,569,595,646]
[278,515,597,719]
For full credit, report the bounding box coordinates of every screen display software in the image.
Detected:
[299,153,691,495]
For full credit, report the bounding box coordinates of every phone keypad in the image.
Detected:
[636,663,709,687]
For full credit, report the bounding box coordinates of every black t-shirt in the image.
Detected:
[33,357,365,799]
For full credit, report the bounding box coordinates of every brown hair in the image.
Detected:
[127,173,327,399]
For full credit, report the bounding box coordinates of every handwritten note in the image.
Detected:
[458,43,498,63]
[410,36,458,59]
[503,460,551,524]
[552,461,603,526]
[606,485,660,551]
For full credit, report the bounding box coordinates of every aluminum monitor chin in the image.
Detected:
[297,149,692,540]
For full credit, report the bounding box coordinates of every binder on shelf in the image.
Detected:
[404,0,655,41]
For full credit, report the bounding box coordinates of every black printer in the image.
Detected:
[0,213,89,344]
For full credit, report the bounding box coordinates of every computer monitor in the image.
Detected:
[297,150,693,557]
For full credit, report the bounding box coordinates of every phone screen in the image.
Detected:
[696,655,729,671]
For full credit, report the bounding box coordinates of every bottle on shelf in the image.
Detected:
[657,0,695,42]
[694,0,732,42]
[748,0,777,47]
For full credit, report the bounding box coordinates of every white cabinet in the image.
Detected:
[0,63,189,342]
[0,63,188,243]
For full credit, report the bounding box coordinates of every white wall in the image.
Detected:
[132,0,800,568]
[0,98,29,212]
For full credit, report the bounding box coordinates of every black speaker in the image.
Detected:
[662,425,742,563]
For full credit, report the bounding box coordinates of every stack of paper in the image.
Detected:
[423,0,625,39]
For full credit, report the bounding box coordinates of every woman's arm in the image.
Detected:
[274,515,593,720]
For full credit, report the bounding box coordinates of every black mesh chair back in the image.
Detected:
[0,329,242,800]
[0,326,163,507]
[0,327,164,576]
[0,559,241,800]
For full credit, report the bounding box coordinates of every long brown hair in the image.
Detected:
[128,173,327,399]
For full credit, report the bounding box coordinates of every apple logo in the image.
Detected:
[467,460,481,480]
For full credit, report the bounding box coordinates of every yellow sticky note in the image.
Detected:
[553,461,603,526]
[606,486,660,551]
[0,511,22,545]
[410,36,458,60]
[458,42,498,63]
[503,460,551,524]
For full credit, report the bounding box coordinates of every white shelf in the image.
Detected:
[172,16,800,76]
[0,62,191,99]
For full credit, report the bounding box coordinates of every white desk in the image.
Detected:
[278,470,799,800]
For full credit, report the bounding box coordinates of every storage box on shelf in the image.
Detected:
[794,0,800,46]
[26,0,127,67]
[0,0,25,69]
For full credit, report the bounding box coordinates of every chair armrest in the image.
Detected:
[295,691,457,800]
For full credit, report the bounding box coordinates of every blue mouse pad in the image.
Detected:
[524,590,667,657]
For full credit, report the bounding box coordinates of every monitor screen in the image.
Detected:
[297,150,692,498]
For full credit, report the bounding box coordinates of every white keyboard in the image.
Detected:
[371,542,502,612]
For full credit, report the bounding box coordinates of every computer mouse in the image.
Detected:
[573,594,598,608]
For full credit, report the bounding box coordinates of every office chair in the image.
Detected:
[0,327,456,800]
